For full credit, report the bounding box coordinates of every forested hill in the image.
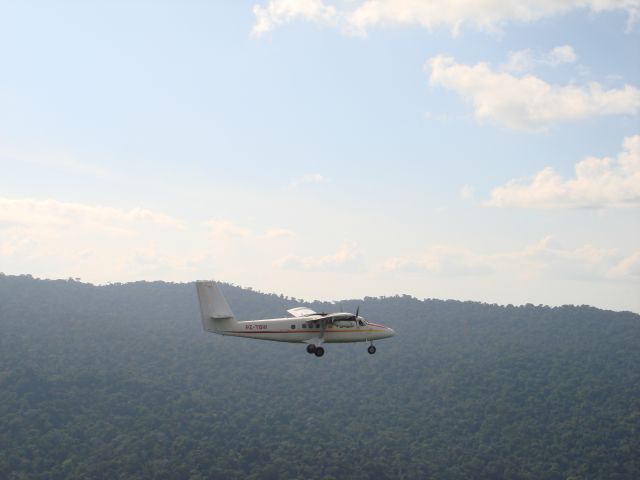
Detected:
[1,274,639,480]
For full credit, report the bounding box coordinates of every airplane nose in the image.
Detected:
[387,327,395,337]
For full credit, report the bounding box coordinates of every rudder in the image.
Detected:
[196,280,236,333]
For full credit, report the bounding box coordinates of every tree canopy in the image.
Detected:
[1,274,638,479]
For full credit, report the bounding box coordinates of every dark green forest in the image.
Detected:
[1,274,639,479]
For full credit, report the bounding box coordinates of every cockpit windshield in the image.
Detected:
[332,316,367,328]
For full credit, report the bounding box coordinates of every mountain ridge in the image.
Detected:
[2,272,636,316]
[1,273,638,479]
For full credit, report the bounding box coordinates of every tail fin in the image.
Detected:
[196,280,236,333]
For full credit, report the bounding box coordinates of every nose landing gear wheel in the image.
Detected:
[367,345,377,355]
[314,346,325,357]
[306,344,316,354]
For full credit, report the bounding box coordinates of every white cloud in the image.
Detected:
[381,236,630,281]
[488,134,640,208]
[427,55,640,130]
[460,184,475,201]
[260,228,296,240]
[0,198,299,283]
[0,197,191,282]
[547,45,578,66]
[0,146,111,178]
[252,0,337,36]
[289,173,331,188]
[502,45,577,73]
[0,197,183,230]
[423,110,451,122]
[608,251,640,278]
[275,241,365,272]
[502,49,536,74]
[382,245,493,276]
[205,218,296,241]
[252,0,639,36]
[205,217,251,238]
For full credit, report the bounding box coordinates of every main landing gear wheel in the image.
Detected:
[314,346,325,357]
[306,344,316,354]
[367,345,377,355]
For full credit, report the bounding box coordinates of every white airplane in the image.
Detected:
[196,280,395,357]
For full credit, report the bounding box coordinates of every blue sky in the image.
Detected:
[1,1,639,311]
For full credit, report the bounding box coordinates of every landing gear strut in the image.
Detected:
[367,345,377,355]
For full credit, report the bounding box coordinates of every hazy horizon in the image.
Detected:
[3,272,638,315]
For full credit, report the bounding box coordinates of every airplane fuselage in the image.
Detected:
[217,317,394,343]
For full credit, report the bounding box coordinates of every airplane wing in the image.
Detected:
[288,309,358,323]
[287,307,318,317]
[298,313,358,327]
[320,312,356,322]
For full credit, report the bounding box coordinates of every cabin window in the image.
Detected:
[302,324,307,329]
[291,324,296,330]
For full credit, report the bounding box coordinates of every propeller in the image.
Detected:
[350,306,360,324]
